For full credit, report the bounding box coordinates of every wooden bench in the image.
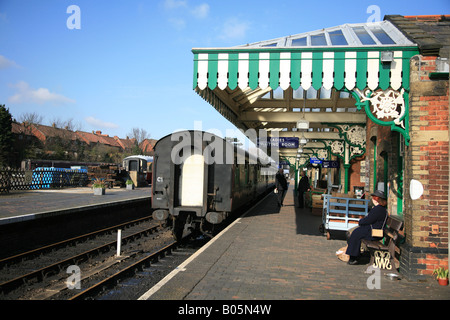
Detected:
[361,216,403,271]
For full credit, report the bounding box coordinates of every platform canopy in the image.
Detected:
[192,20,419,165]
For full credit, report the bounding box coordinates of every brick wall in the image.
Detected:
[401,55,449,280]
[348,158,363,192]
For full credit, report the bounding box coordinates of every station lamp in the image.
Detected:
[296,120,309,130]
[299,132,308,145]
[381,51,393,63]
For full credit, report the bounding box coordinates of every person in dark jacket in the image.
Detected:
[275,168,288,207]
[346,190,388,265]
[297,170,311,208]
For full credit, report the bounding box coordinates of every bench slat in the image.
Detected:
[362,241,387,250]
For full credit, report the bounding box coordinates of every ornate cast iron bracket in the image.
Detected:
[321,124,366,162]
[352,88,410,146]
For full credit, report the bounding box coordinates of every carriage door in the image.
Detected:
[180,154,205,207]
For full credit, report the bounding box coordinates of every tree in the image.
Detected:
[0,105,14,167]
[18,112,44,125]
[128,127,149,144]
[48,116,81,131]
[128,127,150,155]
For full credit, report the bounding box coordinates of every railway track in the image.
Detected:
[0,215,154,268]
[0,215,175,299]
[1,191,268,300]
[68,241,179,300]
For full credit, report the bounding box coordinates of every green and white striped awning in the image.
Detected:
[193,21,419,92]
[191,20,420,147]
[193,48,418,92]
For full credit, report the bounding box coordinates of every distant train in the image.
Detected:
[151,130,276,240]
[122,155,153,186]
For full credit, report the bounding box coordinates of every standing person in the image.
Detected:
[275,168,288,207]
[297,170,311,208]
[345,190,388,265]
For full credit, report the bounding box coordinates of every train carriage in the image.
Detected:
[122,155,153,186]
[151,130,275,240]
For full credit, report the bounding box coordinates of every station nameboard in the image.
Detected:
[257,137,299,149]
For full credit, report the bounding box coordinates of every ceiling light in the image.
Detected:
[296,120,309,130]
[299,132,308,145]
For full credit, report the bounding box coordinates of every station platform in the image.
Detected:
[141,184,449,300]
[0,187,151,226]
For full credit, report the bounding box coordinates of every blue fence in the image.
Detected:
[31,167,88,189]
[0,167,88,193]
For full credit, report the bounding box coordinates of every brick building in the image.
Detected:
[11,123,156,164]
[386,15,450,280]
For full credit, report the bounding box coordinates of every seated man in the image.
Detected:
[345,190,388,265]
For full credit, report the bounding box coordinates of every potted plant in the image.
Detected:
[432,267,449,286]
[126,179,134,190]
[92,178,106,195]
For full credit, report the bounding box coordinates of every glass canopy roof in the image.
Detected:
[238,20,414,48]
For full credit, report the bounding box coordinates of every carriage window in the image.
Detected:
[129,160,138,171]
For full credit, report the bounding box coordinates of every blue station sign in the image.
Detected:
[310,157,322,165]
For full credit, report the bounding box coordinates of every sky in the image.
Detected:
[0,0,449,142]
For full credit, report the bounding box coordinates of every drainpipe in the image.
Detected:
[344,141,350,194]
[373,138,377,192]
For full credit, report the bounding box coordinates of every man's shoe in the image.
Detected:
[347,259,358,265]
